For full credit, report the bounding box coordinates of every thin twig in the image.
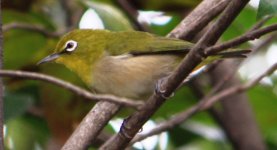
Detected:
[206,24,277,55]
[168,0,229,40]
[3,22,62,38]
[202,63,277,109]
[203,31,277,116]
[131,62,277,143]
[181,20,276,90]
[0,70,143,109]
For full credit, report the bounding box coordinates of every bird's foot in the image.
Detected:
[119,117,133,139]
[155,77,174,99]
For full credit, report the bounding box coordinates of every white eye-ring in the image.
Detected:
[65,40,78,52]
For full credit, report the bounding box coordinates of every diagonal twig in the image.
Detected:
[206,24,277,55]
[168,0,230,40]
[3,22,63,38]
[0,70,143,109]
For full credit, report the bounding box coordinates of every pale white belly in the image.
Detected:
[91,55,178,100]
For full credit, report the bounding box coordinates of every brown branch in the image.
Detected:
[3,22,62,38]
[202,62,277,109]
[131,62,277,143]
[61,101,121,150]
[100,0,250,149]
[168,0,229,40]
[0,70,143,109]
[206,24,277,55]
[1,70,138,150]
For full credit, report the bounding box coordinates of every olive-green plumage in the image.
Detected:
[39,29,248,99]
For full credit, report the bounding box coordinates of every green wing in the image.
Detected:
[104,30,251,60]
[105,31,193,56]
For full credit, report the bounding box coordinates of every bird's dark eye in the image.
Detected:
[67,42,74,49]
[65,40,78,52]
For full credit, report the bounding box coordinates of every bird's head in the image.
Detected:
[38,29,108,85]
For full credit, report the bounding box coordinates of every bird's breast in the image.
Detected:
[91,54,179,100]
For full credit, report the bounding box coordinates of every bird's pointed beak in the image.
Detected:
[37,53,61,65]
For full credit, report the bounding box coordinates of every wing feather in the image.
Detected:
[105,31,193,56]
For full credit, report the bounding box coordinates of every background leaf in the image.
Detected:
[4,92,34,122]
[257,0,277,19]
[84,1,133,31]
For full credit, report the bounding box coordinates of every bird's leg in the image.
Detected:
[155,77,174,99]
[119,116,134,139]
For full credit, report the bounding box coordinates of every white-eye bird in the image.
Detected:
[38,29,249,100]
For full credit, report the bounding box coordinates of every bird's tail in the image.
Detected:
[193,49,251,72]
[212,49,251,58]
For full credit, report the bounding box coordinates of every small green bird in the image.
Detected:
[38,29,249,100]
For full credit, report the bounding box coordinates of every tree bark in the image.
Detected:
[62,101,121,150]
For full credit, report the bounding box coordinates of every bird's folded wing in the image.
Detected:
[105,31,193,56]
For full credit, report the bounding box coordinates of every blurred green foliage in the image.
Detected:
[257,0,277,19]
[5,115,50,150]
[2,0,277,150]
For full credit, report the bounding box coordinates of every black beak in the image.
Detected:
[37,53,61,65]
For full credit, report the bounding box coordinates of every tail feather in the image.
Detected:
[214,49,251,58]
[194,49,251,72]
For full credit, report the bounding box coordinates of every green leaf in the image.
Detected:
[4,92,34,122]
[257,0,277,19]
[3,10,53,69]
[4,30,47,69]
[84,1,133,31]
